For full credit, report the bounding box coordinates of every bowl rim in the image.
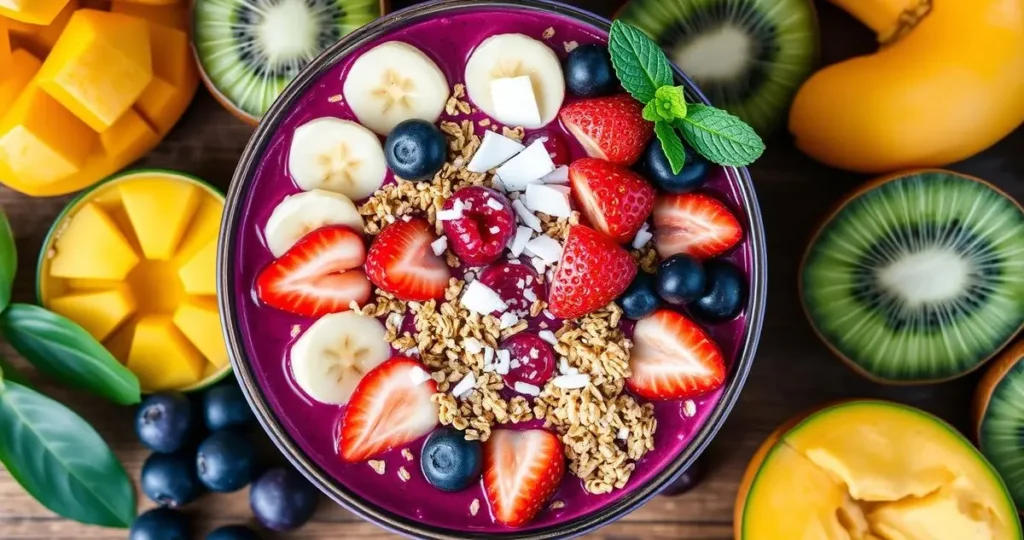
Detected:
[217,1,768,538]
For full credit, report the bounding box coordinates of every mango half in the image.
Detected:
[38,169,229,393]
[736,400,1021,540]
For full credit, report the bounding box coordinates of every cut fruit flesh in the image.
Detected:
[50,202,140,280]
[0,49,42,119]
[800,170,1024,384]
[120,177,201,260]
[4,0,77,58]
[126,314,205,391]
[173,298,228,369]
[974,340,1024,510]
[48,285,136,341]
[0,0,70,25]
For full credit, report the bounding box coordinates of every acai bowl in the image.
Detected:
[219,1,767,538]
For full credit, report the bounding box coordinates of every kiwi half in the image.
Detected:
[616,0,817,135]
[975,341,1024,510]
[800,170,1024,384]
[193,0,384,124]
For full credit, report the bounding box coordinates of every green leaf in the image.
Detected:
[608,20,673,103]
[655,121,687,175]
[0,304,140,405]
[0,380,135,527]
[678,104,766,166]
[0,210,16,311]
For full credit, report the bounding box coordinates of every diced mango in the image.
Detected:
[103,321,134,364]
[173,298,227,368]
[176,197,224,262]
[48,286,136,341]
[111,0,188,30]
[37,9,152,132]
[120,178,201,260]
[126,315,205,391]
[118,0,181,5]
[100,107,159,160]
[178,237,216,295]
[50,202,140,280]
[4,0,77,57]
[0,49,41,118]
[134,22,194,133]
[0,17,11,69]
[0,85,98,186]
[0,0,70,25]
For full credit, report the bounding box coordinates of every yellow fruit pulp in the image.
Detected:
[0,0,70,25]
[40,170,228,392]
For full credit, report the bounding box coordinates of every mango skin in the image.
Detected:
[789,0,1024,174]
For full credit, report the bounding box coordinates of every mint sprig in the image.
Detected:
[608,20,765,172]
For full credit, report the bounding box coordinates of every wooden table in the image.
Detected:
[1,1,1021,538]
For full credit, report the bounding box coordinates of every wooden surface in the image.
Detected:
[1,1,1022,538]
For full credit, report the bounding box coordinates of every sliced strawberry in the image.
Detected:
[569,158,656,243]
[339,356,439,462]
[255,225,371,318]
[559,94,653,166]
[483,429,565,527]
[365,217,451,302]
[627,310,726,400]
[652,193,743,259]
[547,225,637,319]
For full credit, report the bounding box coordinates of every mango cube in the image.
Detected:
[4,0,78,57]
[50,202,140,280]
[126,315,205,391]
[175,198,224,263]
[173,299,227,368]
[133,22,190,133]
[100,108,159,160]
[177,238,216,296]
[0,0,70,25]
[120,178,201,260]
[49,286,136,341]
[111,1,188,31]
[0,49,42,118]
[37,9,152,132]
[0,17,10,70]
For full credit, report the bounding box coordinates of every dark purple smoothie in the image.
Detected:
[230,5,753,533]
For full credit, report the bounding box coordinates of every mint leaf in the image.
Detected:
[643,86,687,122]
[678,104,765,166]
[655,121,687,175]
[608,20,673,103]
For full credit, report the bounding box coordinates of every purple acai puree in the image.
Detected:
[231,5,753,533]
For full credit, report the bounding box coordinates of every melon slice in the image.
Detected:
[0,0,70,25]
[175,197,223,261]
[110,0,188,30]
[868,478,1001,540]
[48,286,136,341]
[4,0,77,57]
[173,298,227,368]
[0,49,41,118]
[50,202,140,280]
[100,108,159,160]
[120,178,201,260]
[177,238,216,296]
[126,315,204,391]
[133,22,194,133]
[36,9,152,132]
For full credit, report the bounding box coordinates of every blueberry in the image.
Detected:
[661,459,707,496]
[421,428,482,492]
[196,431,256,492]
[657,255,706,305]
[563,44,616,97]
[203,384,255,432]
[136,392,195,453]
[384,119,447,181]
[207,525,261,540]
[129,508,189,540]
[250,467,319,531]
[616,271,661,320]
[690,260,745,322]
[141,451,203,507]
[642,138,710,194]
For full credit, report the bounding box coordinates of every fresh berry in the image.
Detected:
[442,186,516,265]
[136,392,195,453]
[203,384,256,432]
[130,508,189,540]
[207,525,262,540]
[255,225,371,317]
[616,271,661,320]
[339,356,439,462]
[559,94,653,166]
[141,451,203,508]
[384,119,448,181]
[653,193,742,259]
[524,130,571,167]
[366,218,451,302]
[657,254,706,305]
[547,225,637,319]
[643,139,710,194]
[483,429,565,527]
[499,333,556,391]
[661,459,707,496]
[563,44,617,98]
[421,428,483,492]
[196,431,257,493]
[478,262,545,318]
[690,260,745,322]
[569,158,656,243]
[627,310,726,400]
[249,467,319,532]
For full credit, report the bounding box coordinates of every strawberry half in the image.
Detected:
[626,310,726,400]
[365,217,451,302]
[547,225,637,319]
[559,94,654,167]
[483,429,565,527]
[652,193,743,259]
[255,225,371,318]
[339,356,439,462]
[569,158,656,243]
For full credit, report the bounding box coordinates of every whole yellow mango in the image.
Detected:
[789,0,1024,173]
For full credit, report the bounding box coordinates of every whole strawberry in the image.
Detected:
[569,158,656,243]
[559,94,653,166]
[548,225,637,319]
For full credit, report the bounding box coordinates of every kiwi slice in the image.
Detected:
[193,0,382,123]
[617,0,817,135]
[800,171,1024,384]
[976,342,1024,510]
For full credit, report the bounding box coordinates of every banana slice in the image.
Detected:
[288,118,387,201]
[343,41,450,135]
[465,34,565,129]
[264,189,364,257]
[290,312,390,405]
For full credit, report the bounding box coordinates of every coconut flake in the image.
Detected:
[460,281,508,315]
[531,257,547,273]
[524,234,562,265]
[631,222,653,250]
[540,165,569,184]
[482,346,496,371]
[495,349,512,375]
[539,330,558,345]
[436,199,464,221]
[617,427,629,440]
[513,381,541,396]
[467,130,526,173]
[464,338,483,354]
[552,373,590,389]
[496,140,556,191]
[431,236,448,256]
[408,366,432,386]
[451,372,477,398]
[511,199,543,232]
[486,197,505,211]
[499,312,520,329]
[508,226,534,257]
[523,288,538,303]
[524,184,572,218]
